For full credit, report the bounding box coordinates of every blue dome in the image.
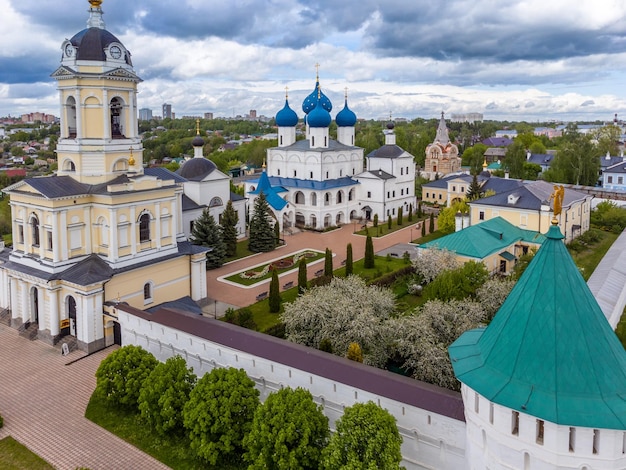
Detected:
[307,97,332,128]
[275,99,298,127]
[336,99,357,127]
[302,81,332,114]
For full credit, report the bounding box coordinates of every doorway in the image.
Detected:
[68,296,77,337]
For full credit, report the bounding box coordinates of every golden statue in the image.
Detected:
[550,185,565,224]
[89,0,103,7]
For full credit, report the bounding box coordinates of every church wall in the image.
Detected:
[118,309,468,470]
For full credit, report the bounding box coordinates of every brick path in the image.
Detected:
[0,325,169,470]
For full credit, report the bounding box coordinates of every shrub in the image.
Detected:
[263,322,286,338]
[369,265,416,288]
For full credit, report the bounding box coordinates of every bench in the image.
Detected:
[390,252,399,257]
[283,281,294,290]
[256,291,268,301]
[315,269,324,277]
[340,259,346,266]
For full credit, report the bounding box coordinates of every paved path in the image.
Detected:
[0,325,169,470]
[205,220,433,308]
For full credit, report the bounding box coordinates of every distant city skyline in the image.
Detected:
[2,0,626,122]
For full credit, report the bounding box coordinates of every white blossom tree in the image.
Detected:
[282,276,396,368]
[412,247,459,284]
[476,277,516,320]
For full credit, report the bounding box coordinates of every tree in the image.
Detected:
[421,220,426,237]
[417,202,423,218]
[364,235,375,269]
[412,247,458,284]
[346,342,363,362]
[423,260,489,301]
[95,345,158,409]
[282,276,396,368]
[298,258,308,294]
[345,243,353,276]
[274,220,280,243]
[191,208,226,269]
[321,402,403,470]
[324,248,333,277]
[220,200,238,257]
[504,141,526,179]
[437,200,469,234]
[183,367,260,466]
[407,203,413,222]
[243,387,329,470]
[269,268,281,313]
[429,213,434,233]
[476,277,516,320]
[466,174,483,200]
[397,207,403,226]
[248,194,277,252]
[387,215,392,229]
[373,214,378,229]
[543,135,599,186]
[138,355,197,435]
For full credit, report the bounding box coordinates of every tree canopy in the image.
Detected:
[248,194,277,253]
[190,208,226,269]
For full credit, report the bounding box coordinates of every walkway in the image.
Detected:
[0,325,169,470]
[205,220,431,308]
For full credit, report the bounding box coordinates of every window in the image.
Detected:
[569,427,576,452]
[387,191,390,198]
[438,194,442,200]
[536,419,544,445]
[426,192,430,198]
[593,429,600,454]
[190,221,194,233]
[619,176,624,184]
[352,168,355,175]
[311,193,317,206]
[293,170,296,177]
[608,176,613,183]
[337,191,343,203]
[326,171,329,179]
[401,167,404,175]
[479,211,485,220]
[209,197,223,207]
[312,136,315,146]
[401,189,404,195]
[489,403,494,424]
[277,168,280,175]
[31,216,40,246]
[392,208,395,215]
[392,190,395,197]
[348,189,354,201]
[279,135,282,145]
[461,187,464,192]
[139,214,150,242]
[47,231,53,251]
[367,191,371,198]
[406,166,409,174]
[512,411,519,435]
[474,393,480,413]
[452,186,456,192]
[340,169,342,176]
[18,225,24,244]
[310,171,313,178]
[143,282,153,303]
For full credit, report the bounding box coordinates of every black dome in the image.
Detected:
[70,27,132,65]
[386,121,395,130]
[176,158,216,181]
[192,135,205,147]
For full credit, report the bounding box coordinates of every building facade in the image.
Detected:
[424,112,461,179]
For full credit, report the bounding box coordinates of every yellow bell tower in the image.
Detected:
[52,0,143,184]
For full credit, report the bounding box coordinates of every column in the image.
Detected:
[21,281,29,323]
[52,210,60,262]
[75,88,82,139]
[127,91,135,138]
[130,206,137,255]
[155,202,161,250]
[174,193,181,240]
[37,287,45,331]
[38,211,45,261]
[11,205,18,246]
[83,206,92,253]
[60,210,68,259]
[59,92,66,138]
[49,288,59,336]
[94,293,104,344]
[110,209,118,261]
[103,89,109,140]
[10,277,18,321]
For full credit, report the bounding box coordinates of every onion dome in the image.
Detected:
[302,82,332,114]
[386,120,395,130]
[275,99,298,127]
[336,99,357,127]
[176,158,216,181]
[307,95,332,128]
[192,134,205,147]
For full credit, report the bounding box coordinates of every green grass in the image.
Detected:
[568,230,618,281]
[413,229,446,245]
[85,394,235,470]
[224,250,324,286]
[0,436,54,470]
[224,239,255,262]
[355,216,429,238]
[333,255,409,280]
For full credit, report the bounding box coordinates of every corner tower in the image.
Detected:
[52,0,143,184]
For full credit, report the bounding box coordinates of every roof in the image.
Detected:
[527,153,554,166]
[358,169,395,180]
[471,180,586,211]
[482,137,513,147]
[252,175,359,190]
[248,172,288,211]
[604,161,626,174]
[420,217,544,259]
[367,144,406,159]
[600,155,625,169]
[176,158,217,181]
[144,166,187,183]
[422,174,523,194]
[147,296,202,315]
[181,194,204,212]
[61,254,114,285]
[278,138,357,152]
[70,27,132,65]
[434,112,450,145]
[449,224,626,430]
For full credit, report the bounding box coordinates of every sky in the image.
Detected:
[2,0,626,122]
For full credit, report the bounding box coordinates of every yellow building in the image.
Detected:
[0,1,208,352]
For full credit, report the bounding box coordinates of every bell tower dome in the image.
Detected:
[52,0,143,184]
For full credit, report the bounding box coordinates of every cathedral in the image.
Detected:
[424,112,461,179]
[244,80,417,230]
[0,1,212,352]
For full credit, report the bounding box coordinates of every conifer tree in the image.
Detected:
[407,203,413,222]
[324,248,333,277]
[421,220,426,237]
[220,200,238,257]
[274,220,280,243]
[466,173,483,200]
[345,243,353,276]
[191,208,226,269]
[417,202,422,218]
[298,258,308,294]
[373,214,378,228]
[387,215,392,229]
[429,212,435,233]
[397,207,403,226]
[248,194,276,253]
[269,268,281,313]
[364,235,375,269]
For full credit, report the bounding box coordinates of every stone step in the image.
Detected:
[0,308,10,326]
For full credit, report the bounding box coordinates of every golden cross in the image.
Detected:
[196,118,200,135]
[344,87,348,100]
[285,86,289,99]
[315,62,320,80]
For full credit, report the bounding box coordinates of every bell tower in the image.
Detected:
[52,0,143,184]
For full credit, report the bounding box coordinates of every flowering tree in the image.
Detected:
[412,247,458,284]
[282,276,396,368]
[476,277,515,320]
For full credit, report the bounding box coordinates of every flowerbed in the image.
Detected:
[224,250,324,286]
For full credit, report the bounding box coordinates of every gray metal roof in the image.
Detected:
[279,138,357,152]
[366,144,405,159]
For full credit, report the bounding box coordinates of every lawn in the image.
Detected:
[0,436,54,470]
[412,229,446,245]
[224,250,324,286]
[85,394,235,470]
[568,230,618,281]
[355,215,430,238]
[224,238,255,262]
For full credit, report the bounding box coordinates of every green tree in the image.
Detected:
[504,141,526,179]
[461,143,488,175]
[429,213,434,233]
[274,220,280,243]
[298,258,308,294]
[138,355,197,435]
[346,342,363,362]
[220,200,239,257]
[424,260,489,301]
[437,200,469,234]
[183,367,260,466]
[269,268,281,313]
[243,387,329,470]
[397,207,403,226]
[466,174,483,200]
[407,203,413,222]
[364,235,375,269]
[544,135,599,186]
[95,345,158,409]
[248,194,277,252]
[345,243,353,276]
[373,214,378,229]
[321,402,403,470]
[191,208,226,269]
[324,248,333,277]
[421,221,426,237]
[387,215,392,229]
[417,202,422,218]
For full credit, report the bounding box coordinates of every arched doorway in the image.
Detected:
[295,212,305,227]
[31,287,39,324]
[113,322,121,345]
[336,212,343,225]
[68,295,77,337]
[324,214,331,227]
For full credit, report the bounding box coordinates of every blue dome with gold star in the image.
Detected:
[302,81,332,115]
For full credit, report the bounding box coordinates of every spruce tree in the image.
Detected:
[397,207,403,226]
[417,202,422,218]
[345,243,353,276]
[387,215,392,229]
[191,208,226,269]
[220,200,238,257]
[407,203,413,222]
[466,173,483,200]
[248,194,276,253]
[324,248,333,277]
[269,268,281,313]
[298,258,308,294]
[274,221,280,244]
[429,212,435,233]
[364,235,375,269]
[421,220,426,237]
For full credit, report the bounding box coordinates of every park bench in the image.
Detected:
[340,259,346,266]
[390,252,399,257]
[283,281,294,290]
[315,269,324,277]
[256,291,268,301]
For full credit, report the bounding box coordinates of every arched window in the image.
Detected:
[139,213,150,242]
[110,97,124,138]
[113,159,129,172]
[143,282,153,302]
[30,215,40,246]
[337,191,343,204]
[62,159,76,172]
[209,197,223,208]
[311,193,317,206]
[324,192,331,206]
[294,192,305,205]
[348,188,354,201]
[66,96,77,137]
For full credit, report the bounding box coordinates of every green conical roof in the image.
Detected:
[449,224,626,430]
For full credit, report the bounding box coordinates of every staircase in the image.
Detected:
[18,322,39,341]
[55,335,78,354]
[0,308,10,326]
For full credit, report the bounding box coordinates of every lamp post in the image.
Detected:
[214,299,217,319]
